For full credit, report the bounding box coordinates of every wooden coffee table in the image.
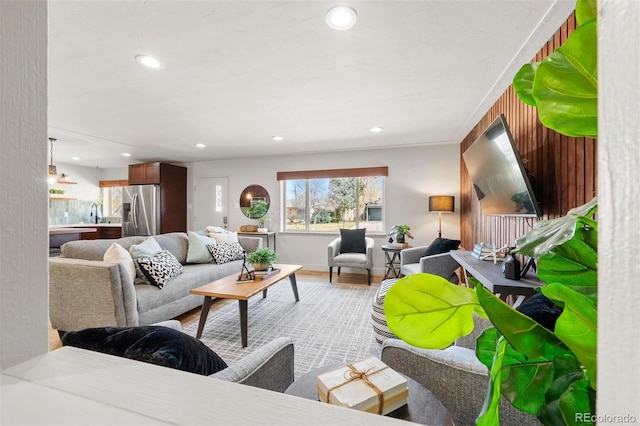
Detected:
[190,264,302,347]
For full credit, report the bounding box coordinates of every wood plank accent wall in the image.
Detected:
[459,13,597,251]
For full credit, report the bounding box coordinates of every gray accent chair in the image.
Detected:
[380,315,541,426]
[327,237,375,285]
[152,320,295,393]
[400,248,461,283]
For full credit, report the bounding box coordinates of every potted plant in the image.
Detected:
[246,248,277,271]
[385,1,598,424]
[388,224,413,244]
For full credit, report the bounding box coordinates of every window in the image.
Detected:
[278,167,387,233]
[100,180,127,218]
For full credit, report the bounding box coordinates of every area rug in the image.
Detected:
[182,278,382,379]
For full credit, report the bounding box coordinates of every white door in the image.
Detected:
[194,177,228,230]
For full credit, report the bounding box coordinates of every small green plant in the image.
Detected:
[388,224,413,242]
[49,189,65,194]
[246,248,277,266]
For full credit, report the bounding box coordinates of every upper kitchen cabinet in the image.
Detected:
[128,162,161,185]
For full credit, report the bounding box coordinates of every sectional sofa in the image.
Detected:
[49,231,262,333]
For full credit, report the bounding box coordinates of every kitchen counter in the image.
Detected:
[49,223,122,228]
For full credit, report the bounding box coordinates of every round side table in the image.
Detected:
[285,364,453,426]
[381,244,410,279]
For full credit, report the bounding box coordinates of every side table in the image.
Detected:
[381,244,410,279]
[285,364,453,426]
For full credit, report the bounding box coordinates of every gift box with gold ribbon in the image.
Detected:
[315,357,408,415]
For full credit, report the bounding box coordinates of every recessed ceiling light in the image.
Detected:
[71,157,80,161]
[196,143,206,148]
[272,136,284,141]
[135,55,161,69]
[326,6,357,30]
[369,126,383,133]
[121,153,132,157]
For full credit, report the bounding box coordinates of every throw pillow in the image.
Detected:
[103,242,136,283]
[186,230,217,264]
[424,237,461,256]
[129,237,163,279]
[209,231,239,244]
[61,325,228,376]
[136,250,183,289]
[207,242,245,264]
[339,228,366,254]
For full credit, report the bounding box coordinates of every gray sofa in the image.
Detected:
[49,232,262,333]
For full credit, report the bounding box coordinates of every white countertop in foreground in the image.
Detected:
[1,347,407,425]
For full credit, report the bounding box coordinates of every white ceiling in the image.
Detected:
[48,0,574,169]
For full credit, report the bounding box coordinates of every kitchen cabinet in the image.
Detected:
[127,162,187,233]
[128,162,160,185]
[77,225,122,240]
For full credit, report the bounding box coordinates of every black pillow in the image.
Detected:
[339,228,367,254]
[424,237,461,256]
[516,293,563,331]
[61,326,228,376]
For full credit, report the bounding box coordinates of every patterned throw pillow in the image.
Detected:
[207,242,245,264]
[136,250,184,289]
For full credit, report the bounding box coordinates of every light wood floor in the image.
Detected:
[49,270,382,351]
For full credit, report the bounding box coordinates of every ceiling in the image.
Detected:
[48,0,574,169]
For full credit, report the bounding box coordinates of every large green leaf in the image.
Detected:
[513,63,539,107]
[477,328,555,415]
[516,198,597,259]
[476,285,568,359]
[540,284,598,389]
[533,20,598,138]
[477,335,508,426]
[576,0,597,26]
[538,355,594,426]
[384,273,485,349]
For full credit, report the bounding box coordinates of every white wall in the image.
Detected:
[598,0,640,420]
[0,0,48,369]
[189,144,461,275]
[48,162,102,200]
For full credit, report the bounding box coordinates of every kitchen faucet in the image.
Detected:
[90,203,99,224]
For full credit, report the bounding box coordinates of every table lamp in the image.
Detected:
[429,195,455,238]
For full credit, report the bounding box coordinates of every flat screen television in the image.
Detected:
[463,114,542,217]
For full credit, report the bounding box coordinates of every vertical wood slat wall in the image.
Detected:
[459,13,597,251]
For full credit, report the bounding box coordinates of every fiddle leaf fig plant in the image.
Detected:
[384,199,598,425]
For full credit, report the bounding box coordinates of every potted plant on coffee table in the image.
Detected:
[246,248,277,271]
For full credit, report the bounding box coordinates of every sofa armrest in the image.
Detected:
[381,339,540,425]
[49,257,139,332]
[238,236,263,253]
[210,337,294,393]
[400,246,428,267]
[327,238,341,267]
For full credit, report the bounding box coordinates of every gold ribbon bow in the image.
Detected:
[325,363,388,414]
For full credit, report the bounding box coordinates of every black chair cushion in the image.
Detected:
[339,228,367,254]
[61,326,228,375]
[424,237,461,256]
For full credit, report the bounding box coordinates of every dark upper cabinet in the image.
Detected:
[128,162,161,185]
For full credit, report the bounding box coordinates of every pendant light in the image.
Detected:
[48,137,57,184]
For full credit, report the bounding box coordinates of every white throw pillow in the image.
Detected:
[186,231,217,263]
[104,243,136,282]
[209,231,239,244]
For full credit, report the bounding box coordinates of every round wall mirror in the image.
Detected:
[240,184,270,219]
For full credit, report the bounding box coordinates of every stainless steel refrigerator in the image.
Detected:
[122,185,161,237]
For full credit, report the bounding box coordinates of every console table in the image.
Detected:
[237,231,276,251]
[450,250,543,307]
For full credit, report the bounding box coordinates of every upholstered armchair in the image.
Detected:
[400,238,462,283]
[327,234,375,285]
[62,320,295,393]
[380,315,541,426]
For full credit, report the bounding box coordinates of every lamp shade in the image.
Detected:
[429,195,455,213]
